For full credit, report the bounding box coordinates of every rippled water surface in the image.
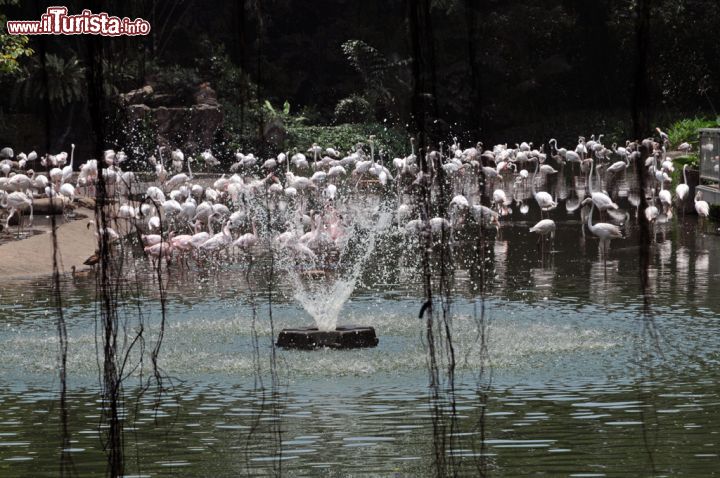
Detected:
[1,214,720,476]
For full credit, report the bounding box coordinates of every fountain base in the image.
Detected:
[276,325,378,350]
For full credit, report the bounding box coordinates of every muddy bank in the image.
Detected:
[0,208,97,278]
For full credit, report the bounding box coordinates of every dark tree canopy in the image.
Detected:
[1,0,719,155]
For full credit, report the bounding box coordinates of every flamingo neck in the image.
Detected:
[587,201,595,230]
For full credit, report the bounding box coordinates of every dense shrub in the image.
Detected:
[287,122,408,157]
[666,117,720,148]
[334,95,373,124]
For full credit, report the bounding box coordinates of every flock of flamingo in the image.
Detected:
[0,128,713,268]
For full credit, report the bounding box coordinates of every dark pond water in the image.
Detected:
[1,209,719,476]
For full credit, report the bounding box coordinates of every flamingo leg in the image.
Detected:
[5,209,14,232]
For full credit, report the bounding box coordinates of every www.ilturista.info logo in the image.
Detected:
[6,6,150,36]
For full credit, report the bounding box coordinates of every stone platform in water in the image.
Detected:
[276,326,379,350]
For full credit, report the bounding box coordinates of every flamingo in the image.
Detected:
[141,233,163,247]
[145,234,174,263]
[658,182,672,218]
[605,151,629,175]
[530,219,555,238]
[492,188,510,216]
[582,198,622,255]
[87,221,120,244]
[233,220,258,251]
[694,191,709,223]
[199,220,232,254]
[470,204,500,228]
[530,218,556,254]
[2,191,33,235]
[61,144,75,183]
[531,156,557,216]
[676,164,690,202]
[588,159,619,213]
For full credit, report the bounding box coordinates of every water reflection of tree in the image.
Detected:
[407,0,493,473]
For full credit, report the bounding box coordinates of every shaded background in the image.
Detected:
[1,0,719,161]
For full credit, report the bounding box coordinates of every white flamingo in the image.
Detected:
[2,191,33,235]
[694,191,709,224]
[675,164,689,203]
[530,218,556,254]
[583,198,622,255]
[531,156,557,216]
[588,159,619,213]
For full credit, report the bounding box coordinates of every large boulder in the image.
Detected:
[193,82,219,107]
[121,83,223,151]
[119,85,154,105]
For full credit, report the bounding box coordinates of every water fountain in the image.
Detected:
[275,191,392,349]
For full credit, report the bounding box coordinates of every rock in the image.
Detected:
[194,82,219,107]
[127,103,152,121]
[121,83,223,152]
[120,85,154,105]
[33,197,69,215]
[76,197,96,209]
[146,93,177,108]
[263,117,287,147]
[152,105,223,150]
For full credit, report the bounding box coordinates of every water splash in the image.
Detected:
[282,198,393,332]
[292,279,357,332]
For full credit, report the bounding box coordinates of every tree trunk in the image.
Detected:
[464,0,484,135]
[408,0,438,153]
[632,0,651,139]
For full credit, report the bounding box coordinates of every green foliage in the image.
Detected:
[287,122,408,157]
[334,95,372,123]
[666,117,720,149]
[664,117,720,168]
[146,62,201,104]
[340,39,410,122]
[0,32,33,76]
[17,53,86,109]
[264,100,304,124]
[342,40,390,91]
[672,154,699,168]
[197,40,254,106]
[0,0,33,76]
[257,99,307,150]
[190,39,271,153]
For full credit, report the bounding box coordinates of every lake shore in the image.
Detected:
[0,208,96,278]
